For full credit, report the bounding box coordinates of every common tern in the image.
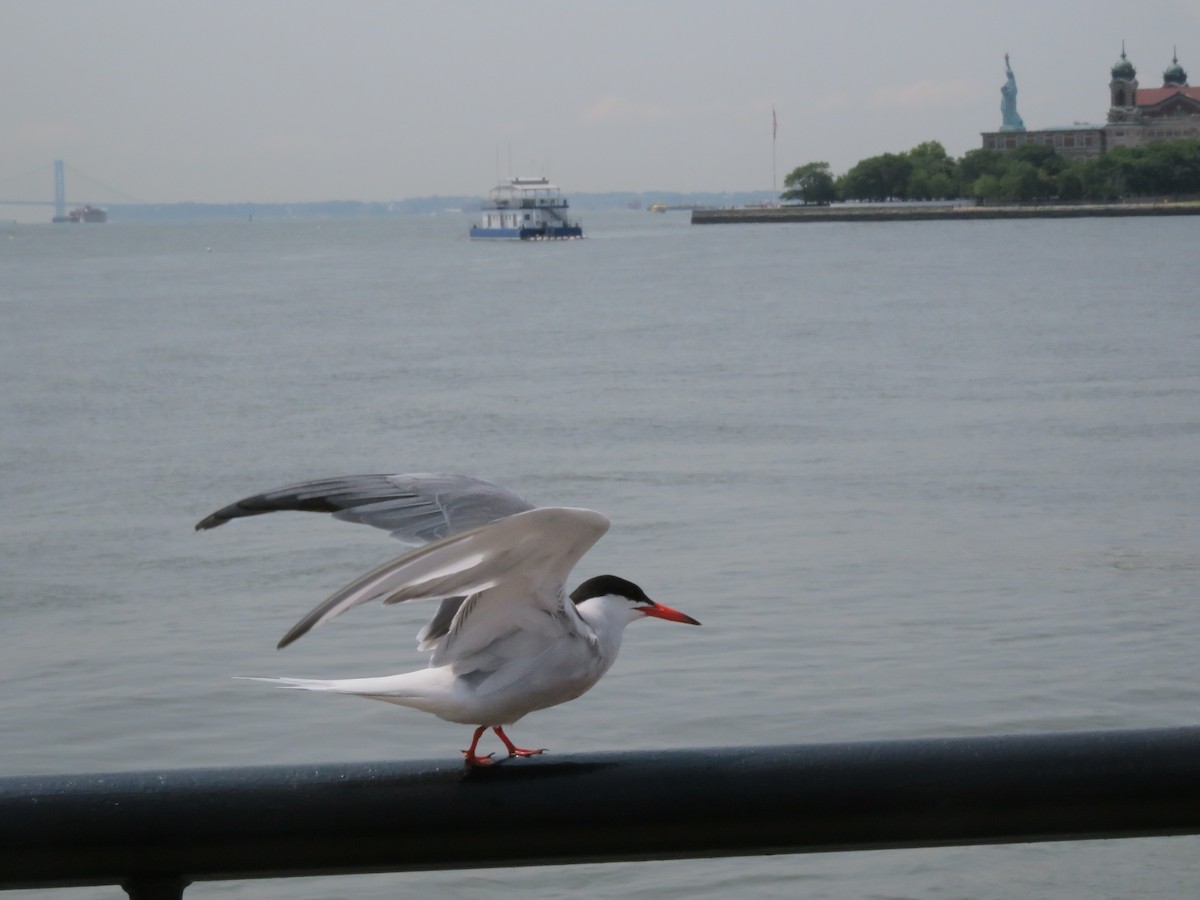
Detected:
[196,474,700,766]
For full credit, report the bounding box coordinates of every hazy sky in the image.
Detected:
[3,0,1199,206]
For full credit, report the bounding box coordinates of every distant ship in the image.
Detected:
[469,177,583,240]
[53,205,107,224]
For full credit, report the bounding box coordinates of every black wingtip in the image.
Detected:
[276,619,312,650]
[195,499,256,531]
[194,494,282,531]
[194,513,226,531]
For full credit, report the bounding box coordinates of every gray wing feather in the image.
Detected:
[195,473,535,544]
[416,596,468,650]
[276,507,610,649]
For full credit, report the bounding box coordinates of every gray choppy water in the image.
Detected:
[2,212,1198,897]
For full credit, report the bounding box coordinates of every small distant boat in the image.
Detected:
[53,205,107,224]
[469,177,583,240]
[648,203,667,213]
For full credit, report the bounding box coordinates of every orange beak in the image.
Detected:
[641,601,701,626]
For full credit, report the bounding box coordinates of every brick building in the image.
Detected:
[980,47,1200,158]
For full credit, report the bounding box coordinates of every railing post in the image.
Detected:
[121,876,191,900]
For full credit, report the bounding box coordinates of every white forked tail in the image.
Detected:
[237,670,450,702]
[238,675,373,694]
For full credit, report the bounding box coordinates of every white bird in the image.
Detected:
[196,474,700,766]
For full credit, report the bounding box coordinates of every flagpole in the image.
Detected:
[772,107,778,195]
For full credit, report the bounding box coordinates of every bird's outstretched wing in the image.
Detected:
[276,507,610,649]
[194,473,535,545]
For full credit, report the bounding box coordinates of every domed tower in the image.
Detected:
[1108,43,1139,121]
[1163,47,1188,87]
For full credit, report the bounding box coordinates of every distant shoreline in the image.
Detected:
[14,191,776,223]
[691,202,1200,225]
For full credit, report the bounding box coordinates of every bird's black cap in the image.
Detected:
[570,574,652,605]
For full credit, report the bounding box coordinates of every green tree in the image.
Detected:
[840,152,913,201]
[785,137,1200,207]
[958,149,1009,190]
[1091,149,1136,198]
[998,161,1053,200]
[1131,140,1200,194]
[905,141,959,199]
[781,162,837,205]
[971,173,1003,200]
[925,172,958,199]
[1078,155,1123,201]
[908,140,954,170]
[1011,143,1064,174]
[1055,166,1085,201]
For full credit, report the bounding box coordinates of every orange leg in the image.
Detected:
[493,726,545,758]
[461,725,495,767]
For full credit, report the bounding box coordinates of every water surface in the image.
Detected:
[2,211,1198,898]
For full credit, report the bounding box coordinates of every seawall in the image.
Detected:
[691,202,1200,225]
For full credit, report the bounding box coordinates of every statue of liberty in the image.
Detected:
[1000,53,1025,132]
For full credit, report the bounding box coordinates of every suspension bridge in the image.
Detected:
[0,160,139,223]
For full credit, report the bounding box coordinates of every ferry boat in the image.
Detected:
[469,177,584,240]
[52,205,107,224]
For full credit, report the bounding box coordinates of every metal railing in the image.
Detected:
[2,727,1198,898]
